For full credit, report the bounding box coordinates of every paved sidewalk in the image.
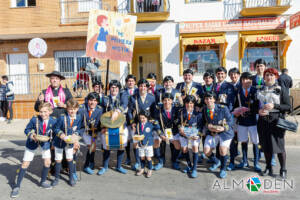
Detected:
[1,116,300,145]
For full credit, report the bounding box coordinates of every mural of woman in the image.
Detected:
[94,15,109,53]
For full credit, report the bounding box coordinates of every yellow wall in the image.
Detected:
[132,36,161,82]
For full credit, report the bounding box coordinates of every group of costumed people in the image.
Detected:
[10,58,291,198]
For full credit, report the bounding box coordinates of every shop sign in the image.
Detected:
[179,17,286,33]
[290,11,300,30]
[256,35,280,42]
[193,38,216,44]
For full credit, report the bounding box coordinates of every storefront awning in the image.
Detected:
[241,34,292,58]
[181,35,228,67]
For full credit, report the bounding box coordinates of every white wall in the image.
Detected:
[170,1,224,22]
[225,32,239,70]
[285,1,300,86]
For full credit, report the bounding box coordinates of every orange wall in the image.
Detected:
[0,37,120,75]
[0,0,60,29]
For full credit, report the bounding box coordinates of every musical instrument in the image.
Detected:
[133,134,145,141]
[64,135,81,144]
[101,111,128,150]
[35,135,50,142]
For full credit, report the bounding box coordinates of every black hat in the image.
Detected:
[184,95,196,104]
[138,110,150,118]
[109,80,121,89]
[203,71,215,79]
[162,93,174,100]
[163,76,174,83]
[183,69,194,75]
[87,92,100,102]
[146,73,157,80]
[46,71,65,80]
[204,91,217,100]
[240,72,252,81]
[92,81,104,89]
[228,67,240,75]
[137,79,150,88]
[215,67,227,74]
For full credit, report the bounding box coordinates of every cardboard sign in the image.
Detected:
[86,10,137,62]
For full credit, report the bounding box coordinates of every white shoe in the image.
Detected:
[0,117,5,122]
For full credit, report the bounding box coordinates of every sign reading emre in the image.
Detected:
[179,17,286,33]
[86,10,137,62]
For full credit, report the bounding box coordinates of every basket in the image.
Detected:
[133,135,145,141]
[65,135,81,144]
[35,135,50,142]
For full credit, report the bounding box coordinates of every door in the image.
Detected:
[7,53,29,94]
[136,53,158,80]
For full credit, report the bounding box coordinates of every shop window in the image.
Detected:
[242,42,279,73]
[54,50,90,77]
[183,44,220,75]
[11,0,36,7]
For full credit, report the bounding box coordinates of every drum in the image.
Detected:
[100,111,128,150]
[102,126,128,150]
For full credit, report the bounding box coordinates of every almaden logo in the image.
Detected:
[246,176,262,192]
[211,175,294,194]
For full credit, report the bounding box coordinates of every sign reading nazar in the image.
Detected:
[86,10,137,62]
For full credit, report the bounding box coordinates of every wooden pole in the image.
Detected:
[105,59,110,95]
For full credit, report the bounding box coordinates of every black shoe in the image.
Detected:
[279,169,287,180]
[11,187,20,198]
[260,168,274,177]
[51,179,59,187]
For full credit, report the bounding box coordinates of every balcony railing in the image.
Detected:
[9,71,119,100]
[243,0,291,8]
[60,0,115,24]
[224,0,292,19]
[60,0,170,24]
[240,0,292,17]
[127,0,170,22]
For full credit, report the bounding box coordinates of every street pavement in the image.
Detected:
[0,119,300,200]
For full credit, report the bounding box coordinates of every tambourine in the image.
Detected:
[35,135,50,142]
[101,110,126,128]
[64,135,81,144]
[133,135,145,141]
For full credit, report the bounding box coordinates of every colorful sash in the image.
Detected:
[45,85,66,108]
